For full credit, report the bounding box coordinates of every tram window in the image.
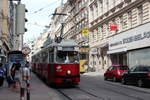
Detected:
[56,51,79,63]
[49,53,54,62]
[56,51,66,63]
[80,54,86,60]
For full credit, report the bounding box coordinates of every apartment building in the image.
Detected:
[0,0,14,59]
[49,0,90,66]
[63,0,89,70]
[32,31,49,55]
[0,0,2,48]
[89,0,150,69]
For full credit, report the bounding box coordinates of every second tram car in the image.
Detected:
[32,39,80,85]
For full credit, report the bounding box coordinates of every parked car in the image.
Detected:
[104,65,129,82]
[121,65,150,87]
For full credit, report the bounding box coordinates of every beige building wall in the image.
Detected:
[2,0,9,43]
[89,0,150,70]
[33,32,49,55]
[0,0,11,57]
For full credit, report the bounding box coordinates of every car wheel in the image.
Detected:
[113,76,117,82]
[137,80,143,87]
[121,78,126,85]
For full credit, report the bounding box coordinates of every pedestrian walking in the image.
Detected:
[0,63,5,87]
[11,63,21,92]
[6,63,15,88]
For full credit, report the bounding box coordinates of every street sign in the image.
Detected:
[110,24,118,31]
[82,29,89,35]
[22,46,31,55]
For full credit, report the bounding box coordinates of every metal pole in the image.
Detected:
[60,0,64,38]
[60,23,64,38]
[26,80,30,100]
[21,34,24,49]
[20,66,25,100]
[20,87,25,100]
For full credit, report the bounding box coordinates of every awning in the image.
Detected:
[107,48,127,54]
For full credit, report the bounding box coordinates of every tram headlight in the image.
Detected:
[67,70,71,75]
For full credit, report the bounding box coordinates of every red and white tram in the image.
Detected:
[32,39,80,85]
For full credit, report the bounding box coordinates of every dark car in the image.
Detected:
[121,65,150,87]
[104,65,129,82]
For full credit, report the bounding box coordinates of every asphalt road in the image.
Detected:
[1,72,150,100]
[57,72,150,100]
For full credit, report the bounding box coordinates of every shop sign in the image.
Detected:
[110,31,150,47]
[82,29,89,35]
[109,23,150,51]
[90,48,98,54]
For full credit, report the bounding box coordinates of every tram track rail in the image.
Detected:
[82,76,148,100]
[77,87,110,100]
[88,82,145,100]
[56,84,145,100]
[57,89,73,100]
[105,80,150,94]
[99,86,144,100]
[56,87,110,100]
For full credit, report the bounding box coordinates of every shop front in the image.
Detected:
[107,22,150,67]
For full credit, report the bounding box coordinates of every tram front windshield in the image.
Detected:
[56,51,79,63]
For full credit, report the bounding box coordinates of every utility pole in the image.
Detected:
[60,0,64,38]
[54,0,67,43]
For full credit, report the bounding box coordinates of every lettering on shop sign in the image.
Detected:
[110,31,150,47]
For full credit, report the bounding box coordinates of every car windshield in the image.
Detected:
[141,66,150,72]
[147,67,150,71]
[119,66,129,70]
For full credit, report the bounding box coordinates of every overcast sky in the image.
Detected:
[22,0,67,43]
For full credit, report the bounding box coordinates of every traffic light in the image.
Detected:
[16,3,28,34]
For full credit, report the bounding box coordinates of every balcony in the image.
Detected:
[116,2,124,8]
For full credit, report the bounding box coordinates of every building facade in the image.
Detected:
[89,0,150,70]
[0,0,20,63]
[49,0,90,69]
[0,0,14,59]
[63,0,90,71]
[108,0,150,67]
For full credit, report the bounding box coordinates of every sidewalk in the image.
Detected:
[0,73,63,100]
[83,69,106,76]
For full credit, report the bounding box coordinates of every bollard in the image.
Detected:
[20,87,25,100]
[20,64,31,100]
[20,65,25,100]
[26,80,30,100]
[22,67,31,100]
